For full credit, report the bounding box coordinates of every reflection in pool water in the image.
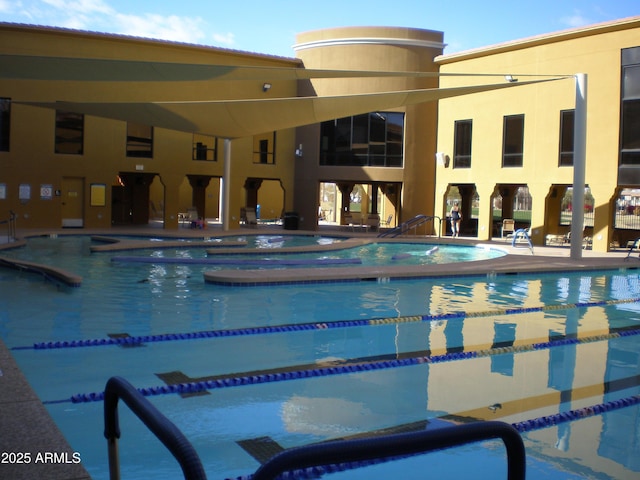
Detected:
[1,236,638,480]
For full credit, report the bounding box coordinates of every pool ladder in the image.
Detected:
[104,376,526,480]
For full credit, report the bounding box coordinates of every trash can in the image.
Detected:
[283,212,299,230]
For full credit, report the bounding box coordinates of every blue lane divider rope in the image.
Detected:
[225,394,640,480]
[59,328,640,405]
[22,297,640,351]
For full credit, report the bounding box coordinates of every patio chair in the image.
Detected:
[501,219,515,239]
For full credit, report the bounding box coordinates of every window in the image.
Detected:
[320,112,404,167]
[253,132,275,164]
[193,133,217,161]
[0,98,10,152]
[502,114,524,167]
[453,120,472,168]
[55,110,84,155]
[559,109,574,166]
[620,49,640,166]
[126,123,153,158]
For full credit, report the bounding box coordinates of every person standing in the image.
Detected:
[450,202,462,237]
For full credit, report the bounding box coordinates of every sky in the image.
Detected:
[0,0,638,58]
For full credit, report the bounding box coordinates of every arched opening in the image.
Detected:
[613,187,640,247]
[491,185,531,239]
[444,184,478,237]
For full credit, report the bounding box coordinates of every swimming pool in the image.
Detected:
[1,236,639,479]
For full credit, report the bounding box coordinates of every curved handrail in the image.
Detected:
[625,237,640,260]
[378,214,441,238]
[104,376,207,480]
[0,210,16,242]
[252,421,525,480]
[511,228,534,254]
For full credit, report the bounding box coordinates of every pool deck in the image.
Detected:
[1,224,639,479]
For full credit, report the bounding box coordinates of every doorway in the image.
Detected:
[61,177,84,227]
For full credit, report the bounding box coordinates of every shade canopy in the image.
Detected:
[19,81,560,138]
[2,54,567,138]
[0,54,521,82]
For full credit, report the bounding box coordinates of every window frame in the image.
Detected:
[559,109,574,167]
[126,122,153,158]
[252,132,276,164]
[502,114,525,168]
[620,51,640,167]
[192,134,218,161]
[319,111,405,167]
[453,119,472,168]
[0,97,10,152]
[55,110,84,155]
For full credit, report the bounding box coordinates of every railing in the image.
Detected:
[253,421,526,480]
[104,376,525,480]
[104,376,207,480]
[0,210,16,242]
[378,214,441,238]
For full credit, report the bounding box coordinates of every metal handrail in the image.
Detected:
[625,237,640,259]
[0,210,16,242]
[103,377,524,480]
[253,421,526,480]
[103,376,207,480]
[378,214,442,238]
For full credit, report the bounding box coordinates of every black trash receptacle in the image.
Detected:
[283,212,299,230]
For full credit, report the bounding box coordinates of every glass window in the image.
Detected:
[502,114,524,167]
[453,119,472,168]
[192,133,217,161]
[126,123,153,158]
[620,50,640,167]
[0,98,10,152]
[623,65,640,99]
[559,109,574,166]
[253,132,275,164]
[55,110,84,155]
[319,112,404,167]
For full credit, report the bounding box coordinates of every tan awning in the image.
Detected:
[19,79,562,138]
[0,54,447,82]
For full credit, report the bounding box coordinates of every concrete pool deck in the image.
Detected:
[1,224,639,479]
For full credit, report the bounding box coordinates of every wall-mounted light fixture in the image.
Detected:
[262,82,272,92]
[435,152,449,167]
[295,144,303,157]
[504,75,518,83]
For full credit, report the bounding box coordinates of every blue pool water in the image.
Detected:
[1,236,639,479]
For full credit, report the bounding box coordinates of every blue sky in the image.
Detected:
[0,0,638,57]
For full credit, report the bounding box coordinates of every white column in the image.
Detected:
[222,138,231,231]
[570,74,587,260]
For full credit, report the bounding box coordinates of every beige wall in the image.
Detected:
[0,24,299,230]
[293,26,444,229]
[435,19,640,250]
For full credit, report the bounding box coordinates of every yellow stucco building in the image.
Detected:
[1,17,639,252]
[435,16,640,252]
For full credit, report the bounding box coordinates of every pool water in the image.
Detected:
[215,234,344,248]
[1,236,639,480]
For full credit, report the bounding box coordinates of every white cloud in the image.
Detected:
[42,0,112,15]
[0,0,18,13]
[114,12,207,44]
[4,0,219,46]
[212,32,235,47]
[560,10,592,28]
